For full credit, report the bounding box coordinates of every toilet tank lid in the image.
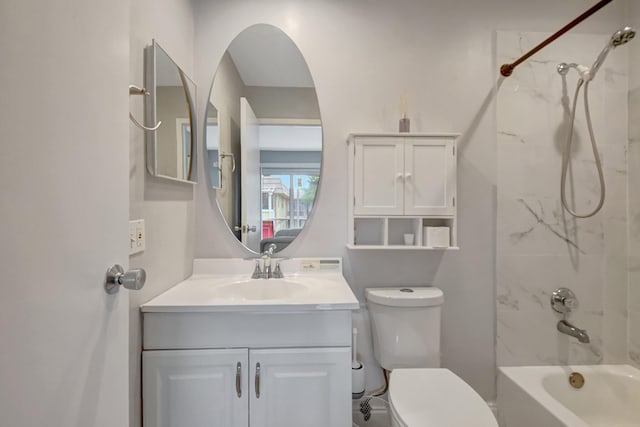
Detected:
[365,287,443,307]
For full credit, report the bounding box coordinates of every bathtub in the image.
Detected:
[497,365,640,427]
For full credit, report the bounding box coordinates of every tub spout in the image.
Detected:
[557,319,590,343]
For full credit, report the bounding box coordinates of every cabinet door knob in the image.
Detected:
[396,173,403,181]
[405,172,412,180]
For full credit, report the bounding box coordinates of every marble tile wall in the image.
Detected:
[496,31,629,366]
[627,5,640,368]
[629,86,640,367]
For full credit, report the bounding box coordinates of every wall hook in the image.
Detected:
[128,85,161,131]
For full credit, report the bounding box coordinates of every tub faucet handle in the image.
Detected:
[551,287,579,314]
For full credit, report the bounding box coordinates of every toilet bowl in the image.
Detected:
[365,287,497,427]
[388,369,497,427]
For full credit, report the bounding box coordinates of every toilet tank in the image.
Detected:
[365,287,444,370]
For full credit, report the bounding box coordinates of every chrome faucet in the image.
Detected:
[252,243,278,279]
[262,243,277,279]
[557,319,590,343]
[550,287,590,343]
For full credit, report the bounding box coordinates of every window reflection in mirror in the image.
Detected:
[259,124,321,252]
[204,24,322,254]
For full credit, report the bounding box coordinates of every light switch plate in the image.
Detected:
[129,219,145,255]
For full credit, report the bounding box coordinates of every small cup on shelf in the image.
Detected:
[403,233,415,246]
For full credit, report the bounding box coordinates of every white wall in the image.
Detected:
[193,0,627,399]
[128,1,195,426]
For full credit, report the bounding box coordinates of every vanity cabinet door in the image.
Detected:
[404,138,456,216]
[353,137,405,215]
[143,349,249,427]
[249,347,351,427]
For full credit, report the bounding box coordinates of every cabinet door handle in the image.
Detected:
[255,362,261,398]
[236,362,242,398]
[405,172,412,180]
[396,172,403,181]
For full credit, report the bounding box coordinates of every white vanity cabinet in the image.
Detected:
[143,347,349,427]
[348,133,459,249]
[143,349,249,427]
[250,347,350,427]
[142,309,353,427]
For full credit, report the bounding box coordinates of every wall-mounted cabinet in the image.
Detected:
[348,133,459,250]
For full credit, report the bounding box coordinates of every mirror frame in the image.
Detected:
[145,40,198,184]
[203,24,323,255]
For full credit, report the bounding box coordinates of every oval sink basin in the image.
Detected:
[213,278,308,301]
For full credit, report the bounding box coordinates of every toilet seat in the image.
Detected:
[389,369,498,427]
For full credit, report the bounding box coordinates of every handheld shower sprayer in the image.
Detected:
[587,26,635,81]
[557,26,635,218]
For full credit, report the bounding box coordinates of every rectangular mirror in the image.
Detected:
[145,40,197,184]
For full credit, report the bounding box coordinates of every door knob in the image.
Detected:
[105,264,146,294]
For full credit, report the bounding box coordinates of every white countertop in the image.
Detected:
[141,258,359,313]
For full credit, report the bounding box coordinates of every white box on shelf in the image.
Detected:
[424,226,450,248]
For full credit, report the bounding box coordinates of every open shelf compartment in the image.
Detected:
[421,217,456,248]
[353,217,386,246]
[348,216,458,250]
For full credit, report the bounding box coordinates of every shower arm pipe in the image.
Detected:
[500,0,613,77]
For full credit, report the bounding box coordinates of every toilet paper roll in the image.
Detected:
[425,226,450,247]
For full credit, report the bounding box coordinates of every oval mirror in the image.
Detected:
[204,24,322,254]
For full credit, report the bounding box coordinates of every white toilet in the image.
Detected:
[366,287,497,427]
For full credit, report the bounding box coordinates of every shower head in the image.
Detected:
[611,26,636,47]
[587,26,635,81]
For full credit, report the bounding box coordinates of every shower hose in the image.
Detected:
[560,79,606,218]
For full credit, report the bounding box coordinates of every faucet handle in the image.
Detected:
[563,296,579,310]
[251,260,263,279]
[273,262,284,279]
[551,287,579,314]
